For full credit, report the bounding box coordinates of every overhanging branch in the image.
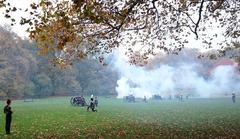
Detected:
[194,0,205,39]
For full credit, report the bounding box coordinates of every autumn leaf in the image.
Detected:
[4,14,10,18]
[11,6,17,11]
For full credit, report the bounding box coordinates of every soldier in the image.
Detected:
[87,98,97,112]
[180,95,183,101]
[232,93,236,103]
[81,95,86,106]
[143,96,147,103]
[94,96,98,107]
[4,99,13,134]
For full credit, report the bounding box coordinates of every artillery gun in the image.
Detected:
[70,96,87,106]
[124,94,135,102]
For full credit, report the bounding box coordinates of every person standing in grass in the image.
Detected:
[143,96,147,103]
[4,99,13,134]
[232,93,236,103]
[94,96,98,107]
[87,98,97,112]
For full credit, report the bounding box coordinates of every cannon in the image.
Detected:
[70,96,87,106]
[124,94,135,102]
[152,94,162,100]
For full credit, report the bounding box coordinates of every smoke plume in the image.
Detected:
[112,49,240,98]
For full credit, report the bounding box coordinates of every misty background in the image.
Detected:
[0,26,239,99]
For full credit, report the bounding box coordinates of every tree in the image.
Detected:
[0,26,40,98]
[1,0,239,66]
[76,59,118,96]
[0,26,118,98]
[33,73,53,97]
[23,80,35,97]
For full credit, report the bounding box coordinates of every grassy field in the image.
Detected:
[0,97,240,139]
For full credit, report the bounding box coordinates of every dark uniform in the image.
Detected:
[232,93,236,103]
[180,95,183,102]
[87,98,97,112]
[81,96,86,106]
[4,105,12,134]
[94,97,98,107]
[143,96,147,103]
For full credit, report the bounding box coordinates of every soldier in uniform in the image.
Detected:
[81,95,86,106]
[143,96,147,103]
[94,96,98,107]
[180,95,183,101]
[4,99,13,134]
[232,93,236,103]
[87,98,97,112]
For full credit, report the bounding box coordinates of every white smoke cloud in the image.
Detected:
[113,50,240,99]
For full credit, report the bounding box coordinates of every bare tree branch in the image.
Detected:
[194,0,205,39]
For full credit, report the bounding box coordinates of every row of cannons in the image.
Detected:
[124,94,237,102]
[123,94,188,102]
[71,94,236,104]
[123,94,159,102]
[70,94,169,105]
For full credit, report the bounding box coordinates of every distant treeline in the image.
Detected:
[0,26,118,99]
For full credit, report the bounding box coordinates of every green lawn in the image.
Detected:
[0,97,240,139]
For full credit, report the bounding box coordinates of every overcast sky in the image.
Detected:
[0,0,39,37]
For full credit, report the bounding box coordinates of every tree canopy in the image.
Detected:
[1,0,239,66]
